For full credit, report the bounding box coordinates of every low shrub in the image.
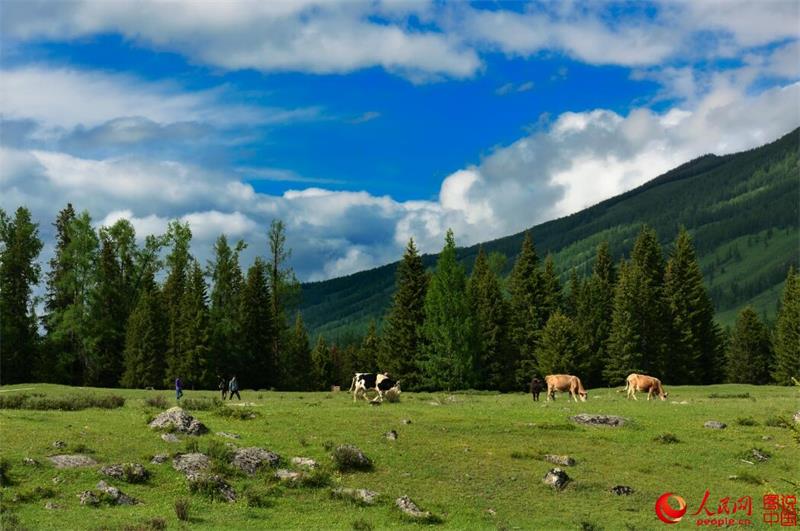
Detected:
[205,440,233,463]
[708,393,752,400]
[735,417,759,426]
[0,458,12,486]
[181,439,200,454]
[653,433,680,444]
[331,445,372,472]
[174,498,190,521]
[764,416,791,428]
[0,393,125,411]
[729,472,763,485]
[535,423,577,431]
[123,463,150,484]
[289,469,331,489]
[243,485,279,508]
[182,397,222,411]
[351,518,374,531]
[510,451,537,460]
[144,395,168,409]
[12,486,56,503]
[214,406,258,420]
[68,443,94,454]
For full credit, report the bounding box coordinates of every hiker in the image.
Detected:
[218,377,228,400]
[228,375,241,400]
[175,377,183,400]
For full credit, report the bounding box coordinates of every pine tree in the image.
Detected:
[0,207,43,384]
[468,247,512,390]
[162,221,192,386]
[605,260,650,384]
[121,280,167,388]
[379,238,428,389]
[772,266,800,385]
[45,211,99,384]
[42,204,77,383]
[663,228,721,384]
[421,229,477,390]
[536,311,580,376]
[311,335,333,390]
[725,307,772,384]
[508,232,543,387]
[539,254,562,324]
[240,258,275,389]
[208,235,246,381]
[267,220,300,389]
[575,242,616,386]
[177,260,212,389]
[357,321,380,374]
[282,313,312,390]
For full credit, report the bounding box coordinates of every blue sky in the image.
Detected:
[1,1,798,280]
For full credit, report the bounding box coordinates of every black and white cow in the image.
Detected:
[350,372,401,402]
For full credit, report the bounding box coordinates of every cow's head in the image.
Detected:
[659,391,668,401]
[579,390,588,402]
[392,381,401,394]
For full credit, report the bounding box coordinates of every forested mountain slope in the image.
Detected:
[300,128,799,341]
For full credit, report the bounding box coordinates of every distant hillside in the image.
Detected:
[300,128,800,341]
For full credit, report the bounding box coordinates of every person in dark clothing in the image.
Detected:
[218,377,228,400]
[228,375,241,400]
[175,377,183,400]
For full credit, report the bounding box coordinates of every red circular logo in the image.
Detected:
[655,492,687,524]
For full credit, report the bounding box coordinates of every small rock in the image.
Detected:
[384,430,398,441]
[48,454,97,469]
[487,508,496,516]
[52,440,67,449]
[543,468,570,490]
[22,457,39,467]
[172,453,210,476]
[231,447,280,475]
[396,495,433,520]
[52,476,64,484]
[543,454,575,467]
[78,490,100,506]
[747,448,770,462]
[291,457,318,469]
[332,487,380,505]
[762,435,773,441]
[161,432,180,443]
[793,411,800,424]
[704,420,727,430]
[100,463,148,482]
[44,501,61,510]
[402,419,412,425]
[97,480,138,505]
[149,407,207,435]
[150,454,169,464]
[275,468,302,482]
[571,414,625,427]
[610,485,634,496]
[217,431,240,439]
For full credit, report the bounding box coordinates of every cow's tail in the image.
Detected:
[348,376,356,393]
[618,379,629,393]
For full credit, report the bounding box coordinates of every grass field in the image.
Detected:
[0,384,798,530]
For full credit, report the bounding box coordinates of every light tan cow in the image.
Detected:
[544,374,588,402]
[624,373,668,401]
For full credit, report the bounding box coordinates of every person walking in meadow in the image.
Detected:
[218,376,228,400]
[175,377,183,400]
[228,375,241,400]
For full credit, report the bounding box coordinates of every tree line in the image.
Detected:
[1,204,798,390]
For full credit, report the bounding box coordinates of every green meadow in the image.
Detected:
[0,384,797,530]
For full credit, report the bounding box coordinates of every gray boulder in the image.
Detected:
[332,487,380,505]
[186,473,236,502]
[78,490,99,506]
[149,407,207,435]
[704,420,726,430]
[96,480,138,505]
[291,457,318,469]
[161,433,180,443]
[150,454,169,464]
[396,496,434,521]
[100,463,148,483]
[231,447,280,475]
[571,414,626,427]
[49,455,97,469]
[543,468,570,490]
[172,453,210,476]
[543,454,575,466]
[610,485,634,495]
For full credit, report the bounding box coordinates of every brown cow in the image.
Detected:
[624,373,668,401]
[545,374,587,402]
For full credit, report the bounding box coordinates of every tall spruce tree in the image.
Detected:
[508,232,543,386]
[0,207,43,384]
[663,228,721,384]
[379,238,428,389]
[177,260,211,389]
[267,219,299,388]
[605,260,650,383]
[575,242,616,386]
[162,221,193,386]
[725,307,773,384]
[539,254,562,324]
[421,229,477,390]
[629,225,669,379]
[208,235,246,381]
[240,258,275,389]
[282,313,312,390]
[468,247,512,390]
[358,320,380,374]
[311,335,333,390]
[536,311,580,376]
[42,204,77,383]
[121,278,167,388]
[772,266,800,385]
[45,211,99,384]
